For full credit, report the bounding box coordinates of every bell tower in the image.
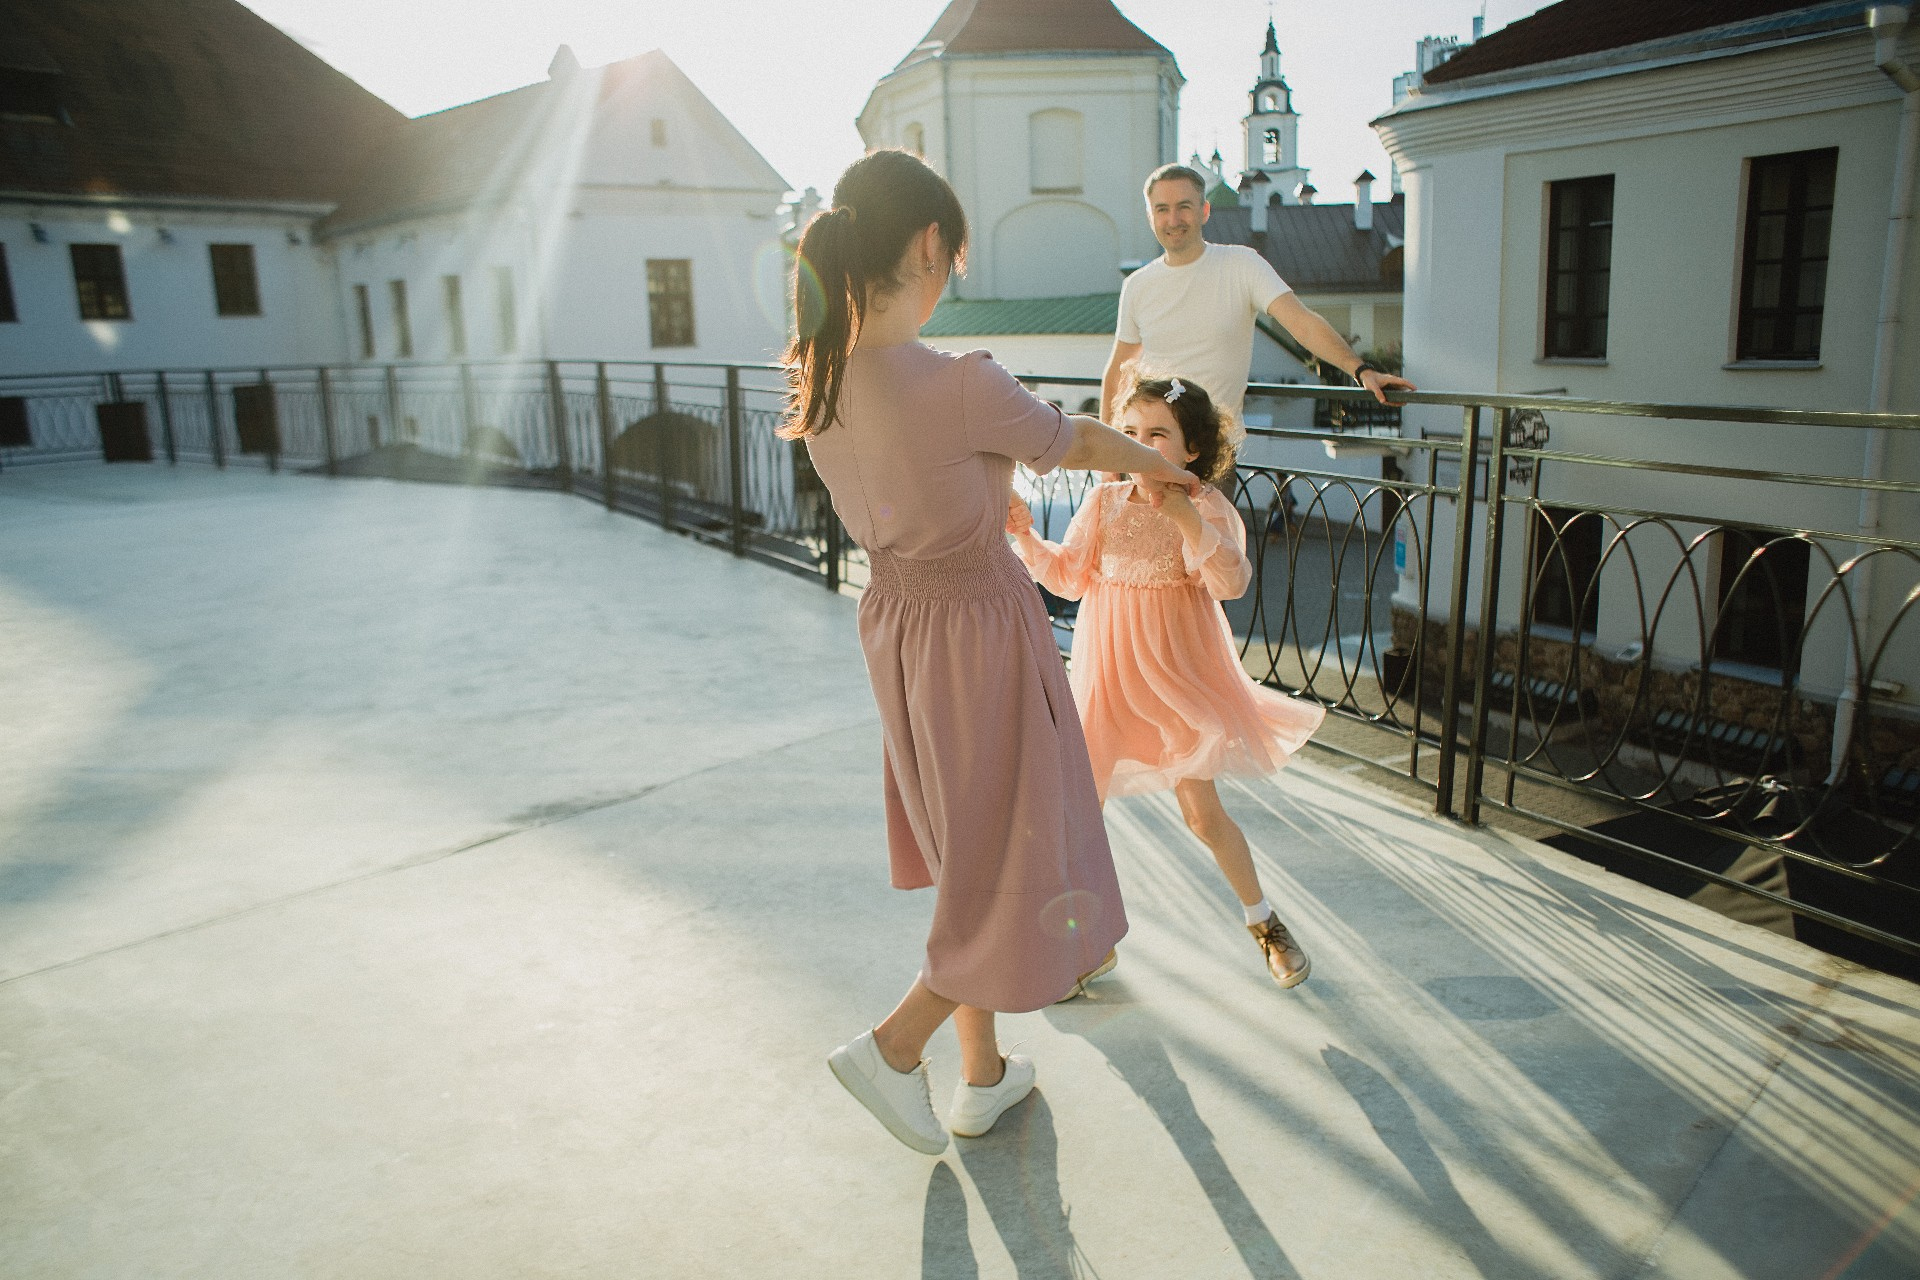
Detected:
[1241,21,1309,205]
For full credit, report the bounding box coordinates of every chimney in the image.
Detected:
[1249,173,1272,234]
[548,45,581,81]
[1296,182,1317,206]
[1353,171,1375,231]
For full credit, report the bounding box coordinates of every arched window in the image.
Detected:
[1263,129,1281,167]
[903,122,925,156]
[1029,108,1083,194]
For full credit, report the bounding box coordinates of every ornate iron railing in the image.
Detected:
[5,360,1917,974]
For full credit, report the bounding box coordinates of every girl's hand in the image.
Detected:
[1135,455,1200,505]
[1005,492,1034,536]
[1154,481,1196,516]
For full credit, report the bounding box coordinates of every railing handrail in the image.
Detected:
[5,359,1919,433]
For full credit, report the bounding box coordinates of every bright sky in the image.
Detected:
[243,0,1549,201]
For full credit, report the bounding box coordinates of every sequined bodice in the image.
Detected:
[1098,491,1189,587]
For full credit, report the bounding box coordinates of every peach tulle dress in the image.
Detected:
[1014,481,1325,800]
[804,345,1127,1014]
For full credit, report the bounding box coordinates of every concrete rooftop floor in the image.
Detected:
[2,463,1917,1280]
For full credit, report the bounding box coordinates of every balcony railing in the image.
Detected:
[5,359,1918,976]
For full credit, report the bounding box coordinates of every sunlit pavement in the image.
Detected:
[2,464,1917,1280]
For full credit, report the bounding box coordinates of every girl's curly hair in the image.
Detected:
[1116,372,1240,484]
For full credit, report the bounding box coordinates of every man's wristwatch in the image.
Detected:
[1352,361,1381,382]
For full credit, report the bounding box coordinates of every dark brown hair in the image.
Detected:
[1118,372,1238,484]
[1142,163,1208,202]
[781,150,968,438]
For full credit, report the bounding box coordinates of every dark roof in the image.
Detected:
[1424,0,1843,85]
[0,0,402,204]
[322,51,786,234]
[1209,200,1406,295]
[923,292,1119,336]
[902,0,1173,66]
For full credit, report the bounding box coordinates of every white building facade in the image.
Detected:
[323,50,791,370]
[1375,2,1920,718]
[856,0,1181,304]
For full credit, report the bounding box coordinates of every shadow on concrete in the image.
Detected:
[950,1092,1084,1280]
[1041,1008,1301,1279]
[1321,1045,1545,1280]
[920,1162,978,1280]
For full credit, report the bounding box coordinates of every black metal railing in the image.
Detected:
[5,360,1918,973]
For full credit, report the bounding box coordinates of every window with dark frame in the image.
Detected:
[1529,506,1602,635]
[1545,175,1613,359]
[0,244,16,323]
[494,266,517,353]
[1737,147,1837,362]
[70,243,131,320]
[353,284,374,358]
[1714,527,1810,678]
[442,274,466,357]
[388,279,412,358]
[209,243,261,316]
[646,259,694,348]
[0,69,63,122]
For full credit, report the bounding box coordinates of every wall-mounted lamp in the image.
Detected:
[29,222,49,243]
[156,226,174,245]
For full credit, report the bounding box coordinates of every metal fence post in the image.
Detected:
[546,360,574,490]
[318,366,339,476]
[204,369,226,468]
[652,363,673,531]
[1461,408,1512,825]
[155,370,178,465]
[726,366,747,557]
[459,362,478,455]
[595,362,616,512]
[259,367,279,473]
[383,365,401,445]
[1433,405,1481,817]
[825,512,843,593]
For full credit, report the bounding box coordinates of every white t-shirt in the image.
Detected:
[1115,243,1291,419]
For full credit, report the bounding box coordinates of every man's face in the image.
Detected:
[1146,179,1209,255]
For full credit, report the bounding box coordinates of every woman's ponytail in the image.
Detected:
[782,150,968,439]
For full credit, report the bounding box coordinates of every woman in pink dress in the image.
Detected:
[788,151,1199,1154]
[1009,373,1326,989]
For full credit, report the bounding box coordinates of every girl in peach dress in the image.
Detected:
[1009,373,1326,989]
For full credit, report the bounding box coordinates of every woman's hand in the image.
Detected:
[1005,492,1034,536]
[1134,454,1200,505]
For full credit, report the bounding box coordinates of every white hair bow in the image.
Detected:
[1164,378,1185,403]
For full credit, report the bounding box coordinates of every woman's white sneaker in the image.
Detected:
[827,1030,948,1154]
[948,1054,1037,1137]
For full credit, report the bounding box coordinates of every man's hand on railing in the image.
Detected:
[1360,368,1417,406]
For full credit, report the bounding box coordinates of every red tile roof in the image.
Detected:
[1424,0,1834,85]
[1,0,403,204]
[906,0,1173,63]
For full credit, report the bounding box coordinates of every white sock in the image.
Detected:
[1241,898,1273,927]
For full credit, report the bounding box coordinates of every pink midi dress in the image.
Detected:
[1013,481,1325,800]
[804,344,1127,1014]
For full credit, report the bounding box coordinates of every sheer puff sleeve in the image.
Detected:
[961,351,1073,474]
[1012,485,1109,601]
[1183,486,1253,601]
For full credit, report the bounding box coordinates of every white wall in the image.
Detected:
[0,203,342,376]
[1377,29,1920,704]
[862,54,1178,301]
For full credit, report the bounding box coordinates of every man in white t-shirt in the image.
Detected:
[1103,164,1414,422]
